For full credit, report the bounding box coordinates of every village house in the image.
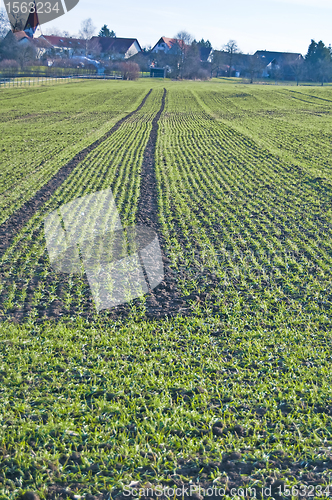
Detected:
[254,50,303,77]
[199,45,213,63]
[90,36,141,60]
[1,8,305,81]
[41,35,86,57]
[3,3,142,66]
[151,37,189,55]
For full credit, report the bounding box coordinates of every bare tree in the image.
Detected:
[211,50,227,77]
[247,54,264,83]
[4,8,27,33]
[0,8,10,39]
[79,18,96,39]
[223,39,239,77]
[268,61,282,84]
[44,27,72,37]
[176,30,193,46]
[182,42,206,79]
[174,30,193,78]
[288,56,304,86]
[79,18,96,55]
[17,42,36,69]
[317,57,332,86]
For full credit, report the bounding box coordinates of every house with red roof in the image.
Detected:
[2,2,142,65]
[151,37,189,55]
[42,35,86,56]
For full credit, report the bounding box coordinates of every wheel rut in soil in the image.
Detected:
[136,88,187,318]
[0,88,153,256]
[2,88,189,322]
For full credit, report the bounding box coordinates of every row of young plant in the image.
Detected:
[0,82,149,225]
[0,87,164,320]
[194,84,332,179]
[1,83,332,495]
[156,86,332,323]
[153,85,332,464]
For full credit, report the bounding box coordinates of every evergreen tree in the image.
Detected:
[192,39,212,50]
[198,39,212,49]
[305,39,318,64]
[305,39,331,83]
[98,25,116,38]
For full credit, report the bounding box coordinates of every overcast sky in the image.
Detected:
[2,0,331,54]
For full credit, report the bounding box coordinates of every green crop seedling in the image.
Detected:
[1,80,332,498]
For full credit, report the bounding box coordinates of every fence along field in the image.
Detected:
[1,80,332,498]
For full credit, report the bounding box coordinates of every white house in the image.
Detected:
[151,37,189,55]
[90,37,142,60]
[254,50,303,78]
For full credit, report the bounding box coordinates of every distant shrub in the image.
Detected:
[119,61,140,80]
[182,66,209,80]
[0,59,19,70]
[192,68,210,80]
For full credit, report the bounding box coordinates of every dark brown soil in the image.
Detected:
[0,88,152,256]
[136,88,187,318]
[35,451,332,499]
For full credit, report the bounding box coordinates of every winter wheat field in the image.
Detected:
[1,79,332,499]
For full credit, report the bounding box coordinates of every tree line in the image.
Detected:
[0,10,332,83]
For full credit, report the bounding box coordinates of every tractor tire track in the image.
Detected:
[0,89,152,256]
[137,88,187,318]
[2,88,188,322]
